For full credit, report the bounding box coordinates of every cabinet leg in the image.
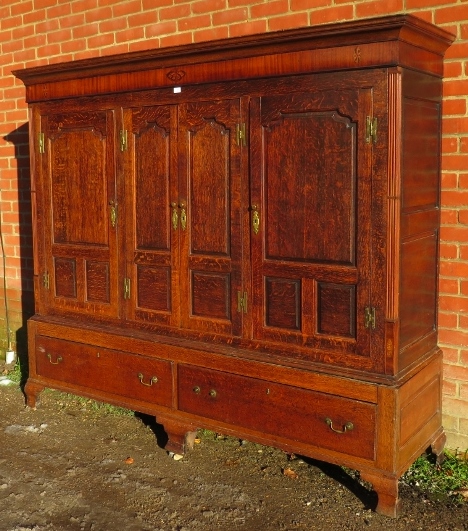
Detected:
[430,430,446,465]
[23,379,44,409]
[157,414,198,456]
[360,472,400,518]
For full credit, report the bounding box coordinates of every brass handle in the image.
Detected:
[209,389,217,398]
[138,373,158,386]
[171,202,179,230]
[193,386,201,394]
[179,201,187,231]
[251,204,260,235]
[325,417,354,434]
[47,353,63,365]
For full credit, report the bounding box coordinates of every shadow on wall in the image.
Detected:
[4,122,34,382]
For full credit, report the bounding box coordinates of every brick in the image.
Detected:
[160,4,192,22]
[441,154,468,172]
[192,0,227,15]
[439,278,459,294]
[310,5,354,25]
[356,0,404,18]
[115,27,145,44]
[443,79,468,99]
[47,29,73,45]
[146,22,178,39]
[439,295,468,313]
[442,396,468,419]
[291,0,331,10]
[439,312,458,328]
[251,0,289,19]
[128,12,159,29]
[442,136,458,153]
[461,349,468,366]
[160,32,193,48]
[435,5,468,25]
[443,61,463,79]
[212,7,248,26]
[443,98,467,116]
[178,15,211,32]
[439,242,458,259]
[113,0,143,18]
[443,378,458,397]
[269,13,309,31]
[441,413,459,431]
[142,0,172,9]
[440,225,468,241]
[445,41,468,61]
[229,20,268,38]
[442,346,460,363]
[406,0,453,8]
[85,7,113,24]
[461,137,468,153]
[194,26,229,43]
[441,190,468,207]
[440,327,468,348]
[47,3,72,19]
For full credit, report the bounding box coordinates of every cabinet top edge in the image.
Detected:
[13,14,454,86]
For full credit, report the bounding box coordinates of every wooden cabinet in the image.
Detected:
[14,15,454,517]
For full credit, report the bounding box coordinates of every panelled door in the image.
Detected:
[124,97,244,338]
[249,74,377,370]
[36,107,120,318]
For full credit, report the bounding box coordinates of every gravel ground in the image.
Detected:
[1,365,468,531]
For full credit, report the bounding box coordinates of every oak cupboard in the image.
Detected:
[14,15,454,517]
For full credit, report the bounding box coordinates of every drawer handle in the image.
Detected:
[193,386,201,394]
[47,353,63,365]
[138,373,158,386]
[325,417,354,434]
[209,389,217,398]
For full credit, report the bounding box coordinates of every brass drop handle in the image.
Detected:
[138,373,158,386]
[325,417,354,434]
[179,201,187,231]
[47,353,63,365]
[251,204,260,235]
[171,202,179,230]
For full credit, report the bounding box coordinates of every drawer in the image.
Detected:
[178,364,376,460]
[35,335,173,408]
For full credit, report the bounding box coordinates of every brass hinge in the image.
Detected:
[119,130,128,152]
[43,272,50,290]
[38,132,45,154]
[123,277,131,299]
[364,306,376,329]
[236,123,246,146]
[237,291,248,313]
[366,116,377,144]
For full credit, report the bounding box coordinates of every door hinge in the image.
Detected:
[38,132,45,154]
[237,291,248,313]
[366,116,377,144]
[236,123,246,146]
[123,277,131,299]
[43,272,50,290]
[119,130,128,152]
[364,306,376,329]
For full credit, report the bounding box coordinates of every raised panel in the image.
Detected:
[132,106,172,251]
[263,110,355,265]
[86,260,110,303]
[265,277,301,330]
[54,257,77,299]
[137,265,171,312]
[318,283,356,338]
[191,272,230,320]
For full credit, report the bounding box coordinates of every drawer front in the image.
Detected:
[35,335,173,407]
[178,364,376,460]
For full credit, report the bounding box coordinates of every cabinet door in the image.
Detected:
[250,78,374,369]
[123,104,180,327]
[178,99,244,337]
[38,109,120,318]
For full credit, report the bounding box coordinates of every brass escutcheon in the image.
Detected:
[209,389,217,398]
[193,386,201,394]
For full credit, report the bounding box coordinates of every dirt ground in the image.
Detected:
[1,365,468,531]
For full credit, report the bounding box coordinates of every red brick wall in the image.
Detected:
[1,0,467,449]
